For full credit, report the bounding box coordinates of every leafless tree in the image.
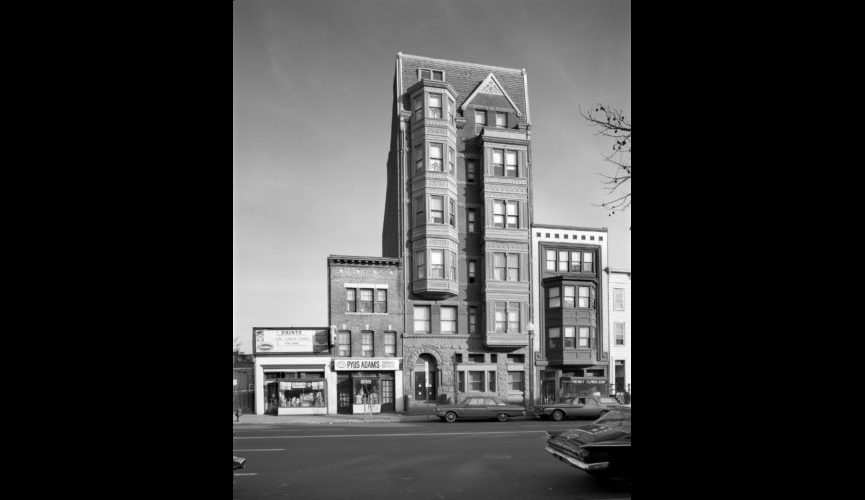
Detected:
[581,104,630,215]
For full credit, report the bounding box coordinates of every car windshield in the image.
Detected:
[598,397,618,404]
[596,410,631,427]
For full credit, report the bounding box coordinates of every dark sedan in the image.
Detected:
[544,406,631,478]
[435,396,525,423]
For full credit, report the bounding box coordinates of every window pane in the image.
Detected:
[507,202,518,216]
[432,70,443,81]
[475,110,486,124]
[505,151,516,165]
[496,113,506,127]
[548,327,560,338]
[429,94,441,107]
[492,150,503,164]
[421,69,431,79]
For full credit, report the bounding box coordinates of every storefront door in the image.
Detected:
[337,375,352,414]
[414,354,437,402]
[379,376,395,412]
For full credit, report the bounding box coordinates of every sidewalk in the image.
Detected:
[233,412,533,425]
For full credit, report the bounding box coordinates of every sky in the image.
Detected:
[233,0,631,353]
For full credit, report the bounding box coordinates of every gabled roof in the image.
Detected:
[461,72,522,117]
[396,53,529,126]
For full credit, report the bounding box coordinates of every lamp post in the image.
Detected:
[527,322,535,412]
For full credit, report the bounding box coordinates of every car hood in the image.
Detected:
[548,424,630,445]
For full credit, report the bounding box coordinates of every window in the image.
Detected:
[614,288,625,311]
[415,251,425,279]
[492,149,504,176]
[495,112,506,127]
[448,147,456,174]
[429,93,442,119]
[414,145,424,172]
[337,331,351,357]
[469,371,484,391]
[545,250,556,271]
[570,251,581,272]
[564,326,576,348]
[346,288,356,312]
[359,288,373,313]
[505,150,517,177]
[579,327,591,348]
[414,306,430,333]
[439,306,456,333]
[467,208,476,232]
[615,322,625,345]
[467,159,476,183]
[414,197,423,226]
[488,371,496,392]
[458,371,465,392]
[493,200,518,228]
[376,289,387,313]
[563,286,575,307]
[430,250,444,278]
[548,327,560,349]
[578,286,590,308]
[584,252,593,273]
[507,253,519,281]
[468,353,484,363]
[449,250,457,280]
[468,260,476,283]
[447,97,455,122]
[494,302,506,333]
[449,199,456,227]
[413,96,423,121]
[432,70,443,81]
[421,69,431,79]
[430,195,444,223]
[455,353,463,363]
[468,306,477,333]
[548,287,561,308]
[493,253,505,281]
[507,354,525,364]
[507,302,519,333]
[429,143,443,172]
[490,354,497,362]
[384,331,396,356]
[475,110,486,125]
[558,250,568,271]
[508,371,525,391]
[361,331,374,357]
[506,201,518,228]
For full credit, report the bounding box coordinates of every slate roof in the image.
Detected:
[397,53,528,126]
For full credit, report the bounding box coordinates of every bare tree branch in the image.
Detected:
[581,103,630,215]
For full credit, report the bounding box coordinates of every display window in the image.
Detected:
[352,376,381,404]
[278,379,327,408]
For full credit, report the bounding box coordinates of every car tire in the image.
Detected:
[552,410,564,421]
[497,413,509,422]
[445,412,457,423]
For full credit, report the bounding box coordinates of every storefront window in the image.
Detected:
[278,379,326,408]
[352,376,382,404]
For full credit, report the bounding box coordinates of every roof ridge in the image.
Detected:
[398,52,524,74]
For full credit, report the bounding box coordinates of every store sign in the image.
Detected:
[254,328,329,354]
[334,359,399,371]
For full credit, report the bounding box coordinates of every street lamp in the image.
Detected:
[526,322,535,412]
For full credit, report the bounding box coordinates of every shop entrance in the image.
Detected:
[414,354,437,402]
[337,374,352,414]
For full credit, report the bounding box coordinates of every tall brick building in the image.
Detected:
[381,54,535,410]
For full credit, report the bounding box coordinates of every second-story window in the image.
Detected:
[361,331,374,357]
[375,289,387,313]
[430,249,444,278]
[384,331,396,356]
[441,306,456,333]
[584,252,594,273]
[430,196,444,224]
[429,143,443,172]
[545,250,556,271]
[475,110,486,125]
[359,288,373,313]
[337,331,351,357]
[429,93,442,119]
[346,288,356,312]
[414,306,430,333]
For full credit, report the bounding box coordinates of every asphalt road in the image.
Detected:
[233,418,630,500]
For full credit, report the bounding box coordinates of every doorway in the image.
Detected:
[414,354,437,402]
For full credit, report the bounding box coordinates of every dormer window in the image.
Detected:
[475,110,487,126]
[420,69,444,81]
[495,112,507,127]
[429,93,442,119]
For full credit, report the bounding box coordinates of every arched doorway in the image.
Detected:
[413,354,438,402]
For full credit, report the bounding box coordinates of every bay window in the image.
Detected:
[578,286,590,308]
[505,150,517,177]
[548,286,561,308]
[430,250,444,278]
[415,251,425,279]
[492,149,504,176]
[579,327,591,348]
[429,143,443,172]
[429,93,442,119]
[430,195,444,223]
[563,326,576,348]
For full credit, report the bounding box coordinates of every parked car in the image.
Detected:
[533,395,620,421]
[544,406,631,478]
[435,396,525,423]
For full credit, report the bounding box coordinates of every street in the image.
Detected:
[233,419,631,500]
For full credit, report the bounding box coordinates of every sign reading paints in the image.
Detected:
[254,328,329,354]
[335,359,399,371]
